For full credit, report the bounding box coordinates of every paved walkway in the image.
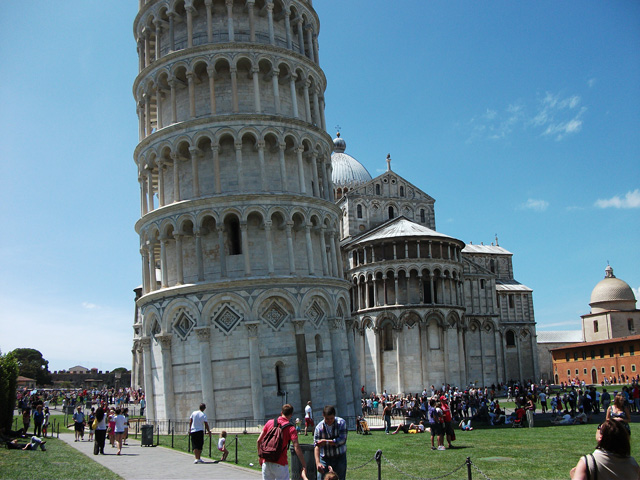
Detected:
[58,433,261,480]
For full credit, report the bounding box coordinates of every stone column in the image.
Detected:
[252,67,262,113]
[395,326,404,394]
[372,278,378,306]
[312,88,321,126]
[310,153,319,197]
[264,221,274,275]
[304,224,315,275]
[516,331,523,382]
[328,230,338,277]
[319,96,326,130]
[278,144,287,191]
[266,2,275,45]
[345,319,362,406]
[174,233,184,284]
[195,327,216,422]
[445,325,460,387]
[140,175,148,215]
[429,274,435,304]
[137,38,145,72]
[147,240,157,291]
[186,2,194,47]
[247,1,256,42]
[364,278,370,308]
[394,275,399,305]
[257,141,267,191]
[137,103,144,140]
[296,147,306,194]
[160,236,169,287]
[211,144,221,194]
[289,74,299,118]
[284,8,292,49]
[157,334,175,421]
[285,222,296,274]
[296,19,305,55]
[234,141,244,191]
[217,226,227,277]
[146,170,154,211]
[136,342,144,391]
[240,221,251,275]
[144,93,151,136]
[305,25,315,62]
[140,337,155,420]
[169,79,177,123]
[313,34,320,65]
[189,147,200,197]
[293,320,311,407]
[319,227,329,276]
[156,85,164,129]
[205,0,213,42]
[302,80,312,123]
[271,71,281,114]
[373,327,382,394]
[246,322,265,420]
[195,228,204,281]
[171,153,181,202]
[144,30,151,68]
[230,67,239,113]
[458,326,467,386]
[329,318,351,417]
[185,71,195,117]
[168,11,175,51]
[141,247,150,294]
[207,66,217,115]
[225,0,234,41]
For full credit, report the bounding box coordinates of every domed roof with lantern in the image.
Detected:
[589,265,637,313]
[331,132,372,189]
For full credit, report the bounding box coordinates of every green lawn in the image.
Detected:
[155,420,639,480]
[0,437,122,480]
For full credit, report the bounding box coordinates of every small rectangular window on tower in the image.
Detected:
[593,320,599,333]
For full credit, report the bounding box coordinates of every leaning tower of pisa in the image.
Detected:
[130,0,359,424]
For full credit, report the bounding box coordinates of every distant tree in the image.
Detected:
[11,348,52,386]
[0,351,19,431]
[112,367,129,374]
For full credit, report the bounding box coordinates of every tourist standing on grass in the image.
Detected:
[258,403,307,480]
[570,419,640,479]
[305,401,314,436]
[114,408,126,455]
[33,405,44,437]
[42,407,50,437]
[217,431,228,462]
[94,402,108,455]
[87,407,95,442]
[314,405,347,479]
[22,409,30,434]
[525,395,535,428]
[189,403,212,464]
[383,402,392,434]
[73,405,85,441]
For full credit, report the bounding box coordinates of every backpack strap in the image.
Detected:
[583,454,598,480]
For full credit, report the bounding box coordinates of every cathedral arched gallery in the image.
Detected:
[130,0,538,424]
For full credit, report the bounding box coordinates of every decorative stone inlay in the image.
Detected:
[172,310,196,340]
[306,300,325,328]
[212,304,243,335]
[261,300,290,331]
[405,317,417,329]
[246,322,259,337]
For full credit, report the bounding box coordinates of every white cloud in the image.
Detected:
[467,91,586,142]
[595,189,640,209]
[588,78,597,88]
[82,302,100,309]
[633,287,640,299]
[520,198,549,212]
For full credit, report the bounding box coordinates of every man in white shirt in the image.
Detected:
[189,403,212,464]
[304,401,313,436]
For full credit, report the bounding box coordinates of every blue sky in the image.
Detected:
[1,1,638,373]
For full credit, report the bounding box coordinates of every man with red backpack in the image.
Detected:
[257,404,307,480]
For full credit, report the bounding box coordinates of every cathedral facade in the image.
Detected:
[332,136,539,392]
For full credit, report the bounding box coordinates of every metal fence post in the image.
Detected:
[172,427,174,448]
[157,425,160,446]
[235,435,238,464]
[57,423,59,439]
[244,419,247,434]
[209,431,212,458]
[168,419,171,437]
[375,449,382,480]
[467,457,472,480]
[188,432,191,452]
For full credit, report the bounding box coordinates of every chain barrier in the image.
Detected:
[470,459,493,480]
[346,453,377,471]
[381,454,467,480]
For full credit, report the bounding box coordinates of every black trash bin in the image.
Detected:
[141,424,154,447]
[290,443,316,480]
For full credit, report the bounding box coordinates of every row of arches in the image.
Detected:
[135,52,325,139]
[138,207,343,293]
[136,0,320,71]
[136,128,334,216]
[350,268,465,311]
[348,239,463,268]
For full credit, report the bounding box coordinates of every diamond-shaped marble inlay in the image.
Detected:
[306,301,326,328]
[262,301,289,330]
[213,304,242,335]
[172,310,195,340]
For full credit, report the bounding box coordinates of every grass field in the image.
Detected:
[152,419,640,480]
[0,437,122,480]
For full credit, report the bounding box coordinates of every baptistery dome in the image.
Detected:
[331,133,372,197]
[590,265,637,313]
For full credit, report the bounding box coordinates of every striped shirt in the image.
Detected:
[314,417,347,458]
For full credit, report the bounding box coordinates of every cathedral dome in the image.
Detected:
[589,265,637,313]
[331,133,372,188]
